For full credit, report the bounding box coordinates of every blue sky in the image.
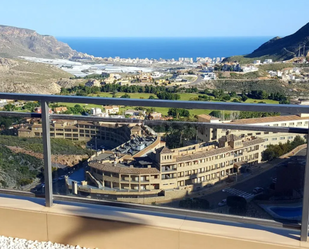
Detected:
[0,0,308,37]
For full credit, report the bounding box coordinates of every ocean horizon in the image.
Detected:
[57,37,272,60]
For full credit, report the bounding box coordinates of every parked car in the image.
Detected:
[218,199,227,207]
[253,187,264,194]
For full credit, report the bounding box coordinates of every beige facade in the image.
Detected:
[104,105,119,114]
[18,120,140,147]
[86,134,263,192]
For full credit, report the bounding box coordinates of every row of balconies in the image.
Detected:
[120,176,159,182]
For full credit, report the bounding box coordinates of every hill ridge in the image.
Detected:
[247,22,309,60]
[0,24,94,59]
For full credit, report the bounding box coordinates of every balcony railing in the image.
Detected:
[0,92,309,241]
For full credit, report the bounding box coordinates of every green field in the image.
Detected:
[57,102,212,116]
[58,92,279,117]
[244,98,279,104]
[89,92,198,100]
[90,92,279,103]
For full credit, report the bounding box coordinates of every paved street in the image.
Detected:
[187,74,204,86]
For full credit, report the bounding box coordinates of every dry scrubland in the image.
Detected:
[0,57,83,94]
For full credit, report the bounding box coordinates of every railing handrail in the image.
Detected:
[0,110,307,134]
[1,92,309,113]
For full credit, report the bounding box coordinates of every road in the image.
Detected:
[187,74,205,86]
[201,149,307,207]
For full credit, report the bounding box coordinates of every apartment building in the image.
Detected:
[86,134,263,192]
[104,105,119,114]
[18,120,141,148]
[149,112,162,120]
[197,114,309,147]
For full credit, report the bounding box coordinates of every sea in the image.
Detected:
[57,37,272,60]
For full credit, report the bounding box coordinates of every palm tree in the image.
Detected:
[179,125,196,146]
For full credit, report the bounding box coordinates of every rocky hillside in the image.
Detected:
[247,22,309,60]
[0,25,94,59]
[0,57,82,94]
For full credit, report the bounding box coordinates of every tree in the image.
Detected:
[3,104,16,111]
[262,136,305,161]
[121,93,131,98]
[232,98,241,103]
[241,94,248,102]
[73,104,84,114]
[148,95,155,99]
[180,125,196,146]
[23,102,40,112]
[230,91,237,98]
[209,110,221,118]
[168,108,190,119]
[0,117,14,129]
[222,95,231,101]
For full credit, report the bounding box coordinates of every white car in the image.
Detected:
[218,199,227,207]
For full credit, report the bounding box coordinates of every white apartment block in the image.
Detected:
[197,113,308,149]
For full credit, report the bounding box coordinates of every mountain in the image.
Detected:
[246,22,309,61]
[0,25,88,94]
[0,25,93,59]
[0,57,81,94]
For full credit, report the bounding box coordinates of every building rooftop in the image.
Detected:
[89,162,160,174]
[176,147,231,162]
[231,114,309,125]
[157,146,173,154]
[198,114,219,121]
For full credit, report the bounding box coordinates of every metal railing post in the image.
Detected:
[41,100,53,207]
[301,127,309,241]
